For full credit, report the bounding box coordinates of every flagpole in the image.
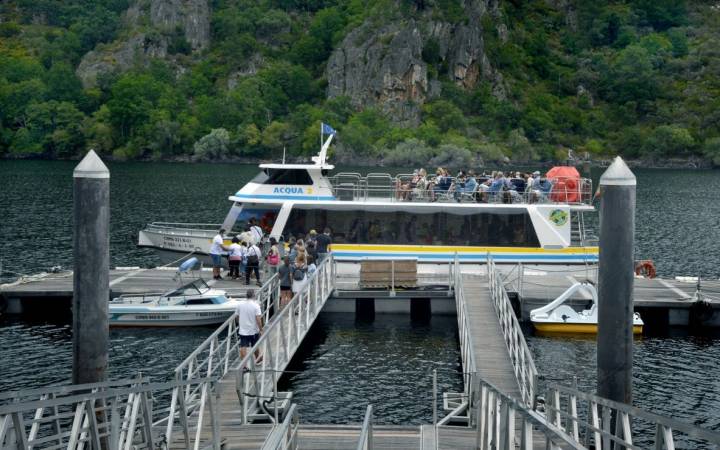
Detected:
[320,122,323,150]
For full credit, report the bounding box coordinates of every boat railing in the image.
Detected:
[487,256,538,407]
[261,403,300,450]
[329,172,594,205]
[146,222,224,232]
[539,382,720,449]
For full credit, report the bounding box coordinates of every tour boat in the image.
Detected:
[138,132,599,266]
[109,278,238,327]
[530,282,644,335]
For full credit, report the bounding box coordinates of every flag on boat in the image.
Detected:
[321,122,337,136]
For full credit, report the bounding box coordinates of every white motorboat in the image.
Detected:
[139,127,599,265]
[530,282,643,335]
[109,278,238,327]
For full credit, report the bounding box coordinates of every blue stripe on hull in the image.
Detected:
[235,194,336,201]
[332,251,598,263]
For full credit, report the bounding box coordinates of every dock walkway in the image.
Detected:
[460,274,521,399]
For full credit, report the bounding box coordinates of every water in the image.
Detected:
[279,313,463,425]
[1,160,720,428]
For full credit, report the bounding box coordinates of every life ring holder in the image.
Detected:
[634,260,657,279]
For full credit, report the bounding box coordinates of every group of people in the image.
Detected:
[276,228,332,308]
[209,218,269,285]
[396,168,555,203]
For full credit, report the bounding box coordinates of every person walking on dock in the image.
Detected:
[316,228,332,262]
[278,256,293,308]
[228,237,244,280]
[266,237,280,276]
[210,229,229,280]
[245,242,262,286]
[236,290,263,364]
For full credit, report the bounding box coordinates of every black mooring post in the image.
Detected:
[597,156,636,405]
[72,150,110,385]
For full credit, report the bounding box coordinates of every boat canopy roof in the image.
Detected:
[163,278,211,297]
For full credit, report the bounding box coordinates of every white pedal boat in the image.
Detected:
[109,278,238,327]
[530,282,643,335]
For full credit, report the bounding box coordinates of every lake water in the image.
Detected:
[1,160,719,429]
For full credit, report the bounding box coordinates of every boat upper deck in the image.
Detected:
[327,172,594,206]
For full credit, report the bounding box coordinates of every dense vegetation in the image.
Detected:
[1,0,720,166]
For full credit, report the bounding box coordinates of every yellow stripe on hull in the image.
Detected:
[533,322,643,335]
[332,244,599,255]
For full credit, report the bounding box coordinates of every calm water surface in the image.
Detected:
[1,160,720,428]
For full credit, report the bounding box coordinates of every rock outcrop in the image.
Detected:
[326,0,506,125]
[76,0,210,88]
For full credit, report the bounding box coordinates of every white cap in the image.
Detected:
[600,156,636,186]
[73,150,109,179]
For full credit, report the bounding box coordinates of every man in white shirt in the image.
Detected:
[237,290,263,364]
[249,218,264,244]
[210,229,228,280]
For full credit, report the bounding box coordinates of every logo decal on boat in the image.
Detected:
[273,187,304,194]
[549,209,568,226]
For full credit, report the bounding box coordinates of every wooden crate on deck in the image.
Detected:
[359,259,418,288]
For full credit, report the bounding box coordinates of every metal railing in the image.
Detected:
[261,404,299,450]
[0,376,220,450]
[487,256,538,406]
[540,382,720,449]
[356,405,373,450]
[235,256,336,422]
[472,375,585,450]
[329,172,593,205]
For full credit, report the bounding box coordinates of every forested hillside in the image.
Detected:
[1,0,719,166]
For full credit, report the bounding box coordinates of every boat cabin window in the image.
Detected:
[264,169,313,185]
[283,208,540,247]
[185,298,215,305]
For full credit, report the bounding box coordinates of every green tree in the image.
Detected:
[193,128,231,161]
[642,125,695,156]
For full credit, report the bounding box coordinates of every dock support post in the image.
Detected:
[72,150,110,384]
[597,156,636,405]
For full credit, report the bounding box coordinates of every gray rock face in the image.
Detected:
[326,0,506,124]
[150,0,210,50]
[76,0,210,88]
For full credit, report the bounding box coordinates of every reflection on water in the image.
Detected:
[279,312,463,425]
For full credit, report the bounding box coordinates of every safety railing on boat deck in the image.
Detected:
[539,382,720,450]
[356,405,374,450]
[0,376,221,450]
[172,274,280,409]
[487,256,538,407]
[329,172,594,205]
[261,404,300,450]
[236,256,336,422]
[145,222,224,233]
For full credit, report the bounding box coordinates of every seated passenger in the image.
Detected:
[457,170,478,201]
[413,168,428,200]
[535,176,553,201]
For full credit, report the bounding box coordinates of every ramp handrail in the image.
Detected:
[540,382,720,449]
[236,256,336,422]
[0,377,220,450]
[261,404,299,450]
[487,256,538,406]
[356,405,374,450]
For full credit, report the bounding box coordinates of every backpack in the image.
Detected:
[246,246,259,265]
[293,266,306,281]
[267,247,279,265]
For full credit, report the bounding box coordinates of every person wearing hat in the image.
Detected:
[307,229,318,247]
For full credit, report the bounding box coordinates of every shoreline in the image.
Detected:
[1,154,713,170]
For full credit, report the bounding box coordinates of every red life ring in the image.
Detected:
[635,260,656,279]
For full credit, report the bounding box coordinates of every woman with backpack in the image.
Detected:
[291,253,308,295]
[245,242,262,286]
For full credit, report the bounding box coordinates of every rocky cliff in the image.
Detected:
[326,0,506,125]
[76,0,210,88]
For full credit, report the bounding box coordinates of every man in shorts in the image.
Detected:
[210,229,228,280]
[237,290,263,364]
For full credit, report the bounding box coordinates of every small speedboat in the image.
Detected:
[530,282,643,335]
[109,278,238,327]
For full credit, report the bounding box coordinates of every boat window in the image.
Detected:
[282,208,540,247]
[236,206,280,235]
[185,299,215,305]
[263,169,313,185]
[250,171,269,184]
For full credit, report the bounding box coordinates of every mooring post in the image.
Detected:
[72,150,110,384]
[597,156,636,405]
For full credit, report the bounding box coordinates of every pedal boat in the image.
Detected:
[109,278,238,327]
[530,282,643,335]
